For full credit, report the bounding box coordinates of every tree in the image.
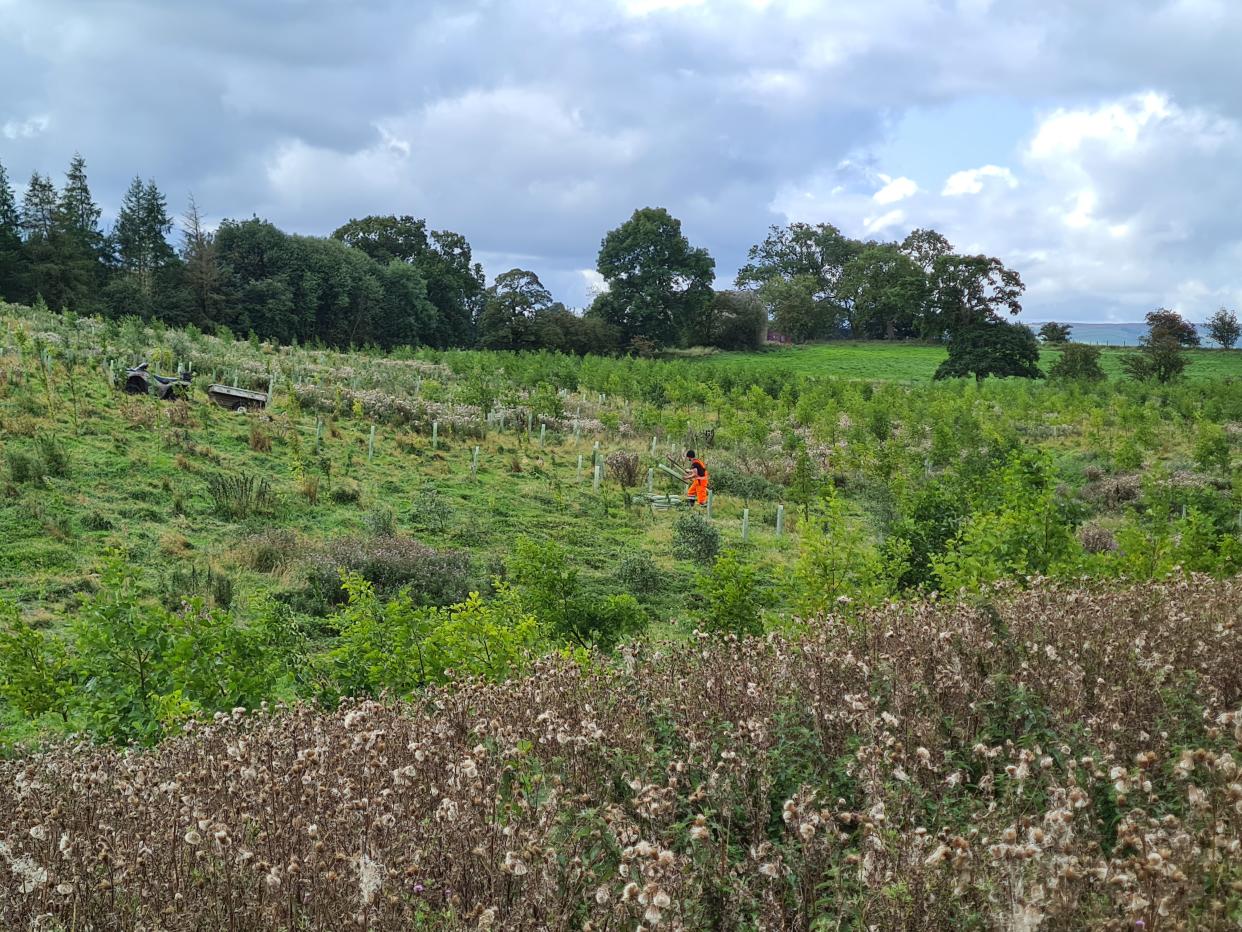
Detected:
[19,172,60,305]
[112,176,176,303]
[332,215,484,347]
[53,154,105,311]
[478,268,554,350]
[1038,322,1072,344]
[837,244,927,339]
[1144,308,1199,347]
[758,275,824,343]
[0,159,22,301]
[899,228,953,273]
[590,207,714,348]
[1047,342,1106,382]
[1121,336,1189,383]
[933,321,1043,383]
[926,254,1024,338]
[1205,307,1240,350]
[736,221,859,299]
[702,290,766,350]
[181,195,224,325]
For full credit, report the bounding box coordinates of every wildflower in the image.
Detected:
[644,905,663,925]
[595,886,610,904]
[184,830,202,846]
[759,862,780,877]
[622,882,640,901]
[502,851,528,876]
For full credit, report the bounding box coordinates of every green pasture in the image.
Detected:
[701,340,1242,382]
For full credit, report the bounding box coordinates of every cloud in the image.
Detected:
[873,175,918,204]
[942,165,1016,196]
[3,1,1242,317]
[2,115,49,140]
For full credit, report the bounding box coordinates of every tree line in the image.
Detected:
[2,155,1234,364]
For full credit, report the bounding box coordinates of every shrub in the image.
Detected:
[240,529,300,573]
[364,506,397,538]
[1047,343,1106,382]
[33,434,69,477]
[672,511,720,562]
[1078,524,1118,554]
[1193,422,1231,473]
[694,550,768,636]
[304,535,470,608]
[508,538,648,651]
[205,472,275,520]
[5,448,41,484]
[324,575,542,698]
[1113,437,1143,472]
[605,450,641,488]
[614,550,664,598]
[409,487,454,534]
[248,421,272,452]
[328,481,362,506]
[160,563,235,611]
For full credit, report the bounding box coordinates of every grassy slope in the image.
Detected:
[0,363,792,626]
[705,340,1242,381]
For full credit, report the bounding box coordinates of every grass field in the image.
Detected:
[701,340,1242,381]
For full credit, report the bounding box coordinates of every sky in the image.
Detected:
[2,0,1241,322]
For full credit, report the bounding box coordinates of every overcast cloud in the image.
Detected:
[2,0,1240,321]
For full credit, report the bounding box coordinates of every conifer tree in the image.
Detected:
[0,160,22,301]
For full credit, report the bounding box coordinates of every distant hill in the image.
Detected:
[1025,321,1228,348]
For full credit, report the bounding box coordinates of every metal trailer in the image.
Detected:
[207,383,270,412]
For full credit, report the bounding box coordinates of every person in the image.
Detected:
[683,449,709,506]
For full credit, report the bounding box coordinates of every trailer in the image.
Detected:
[207,383,269,412]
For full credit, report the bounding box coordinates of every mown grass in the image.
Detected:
[702,340,1242,381]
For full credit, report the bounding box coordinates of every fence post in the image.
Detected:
[315,417,323,451]
[367,423,377,463]
[593,440,600,464]
[539,423,546,448]
[742,508,750,542]
[471,446,480,480]
[647,468,654,492]
[573,421,580,442]
[527,410,533,435]
[706,490,713,519]
[651,436,657,456]
[776,504,784,537]
[593,461,602,492]
[432,420,439,450]
[577,454,583,482]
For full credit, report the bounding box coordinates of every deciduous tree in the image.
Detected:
[1205,307,1239,350]
[933,321,1043,382]
[589,207,714,349]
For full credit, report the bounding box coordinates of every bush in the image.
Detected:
[694,550,768,636]
[614,550,664,599]
[5,435,70,484]
[5,448,41,484]
[708,465,782,503]
[328,481,362,506]
[1047,343,1106,382]
[605,450,641,488]
[1193,423,1231,473]
[206,472,275,520]
[304,535,471,608]
[240,529,300,573]
[364,506,397,538]
[672,511,720,562]
[507,538,648,651]
[409,487,454,534]
[33,435,69,478]
[1078,524,1118,554]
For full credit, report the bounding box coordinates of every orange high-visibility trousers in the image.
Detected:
[686,476,708,505]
